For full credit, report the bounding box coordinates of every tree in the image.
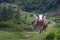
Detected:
[21,0,58,14]
[0,5,16,21]
[7,5,15,19]
[15,7,21,20]
[1,6,8,21]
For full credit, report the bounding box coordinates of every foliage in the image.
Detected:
[0,0,60,40]
[45,32,55,40]
[0,0,60,13]
[20,0,59,13]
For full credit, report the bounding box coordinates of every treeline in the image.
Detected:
[0,0,60,13]
[0,4,20,21]
[0,4,29,31]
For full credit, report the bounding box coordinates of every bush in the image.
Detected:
[0,21,22,31]
[45,32,55,40]
[0,20,34,32]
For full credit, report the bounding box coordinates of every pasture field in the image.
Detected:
[0,16,60,40]
[0,1,60,40]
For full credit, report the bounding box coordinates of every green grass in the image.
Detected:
[0,31,40,40]
[0,14,60,40]
[0,21,59,40]
[0,20,55,40]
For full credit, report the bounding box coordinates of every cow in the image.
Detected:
[32,14,48,33]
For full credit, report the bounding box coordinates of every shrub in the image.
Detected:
[45,32,55,40]
[0,20,34,32]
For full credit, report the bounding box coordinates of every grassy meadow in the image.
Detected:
[0,1,60,40]
[0,13,60,40]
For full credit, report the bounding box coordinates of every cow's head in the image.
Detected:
[38,14,43,21]
[33,14,43,21]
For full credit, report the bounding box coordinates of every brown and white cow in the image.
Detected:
[32,14,48,33]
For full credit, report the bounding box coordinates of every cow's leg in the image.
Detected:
[39,27,43,34]
[43,26,47,31]
[39,30,41,34]
[44,28,46,31]
[39,29,43,34]
[39,30,42,34]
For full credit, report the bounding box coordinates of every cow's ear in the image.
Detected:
[44,13,47,16]
[33,14,37,17]
[44,16,46,18]
[33,14,38,19]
